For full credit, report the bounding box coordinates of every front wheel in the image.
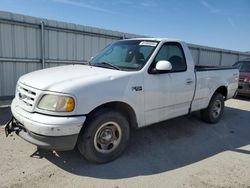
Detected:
[200,92,225,123]
[77,109,130,163]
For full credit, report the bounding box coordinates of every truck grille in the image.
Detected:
[17,84,37,110]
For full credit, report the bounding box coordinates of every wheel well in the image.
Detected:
[215,86,227,99]
[87,102,138,129]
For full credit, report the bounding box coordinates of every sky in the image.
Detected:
[1,0,250,51]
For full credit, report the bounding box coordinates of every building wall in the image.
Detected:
[0,11,250,98]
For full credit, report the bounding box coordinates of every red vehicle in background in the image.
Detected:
[234,59,250,97]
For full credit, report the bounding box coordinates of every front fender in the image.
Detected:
[74,74,145,127]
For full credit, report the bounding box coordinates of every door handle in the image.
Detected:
[186,78,193,85]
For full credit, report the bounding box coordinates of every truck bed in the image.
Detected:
[191,67,239,112]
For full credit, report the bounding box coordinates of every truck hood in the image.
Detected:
[19,65,130,92]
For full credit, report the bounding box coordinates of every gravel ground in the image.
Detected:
[0,97,250,188]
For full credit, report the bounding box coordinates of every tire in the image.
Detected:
[77,109,130,163]
[200,92,224,124]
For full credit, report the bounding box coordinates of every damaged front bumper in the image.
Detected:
[5,117,23,137]
[5,99,86,151]
[5,116,80,151]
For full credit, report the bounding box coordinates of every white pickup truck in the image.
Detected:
[5,38,239,163]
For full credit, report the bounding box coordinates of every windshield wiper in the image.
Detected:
[94,62,121,70]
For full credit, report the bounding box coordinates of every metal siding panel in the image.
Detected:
[189,48,199,65]
[89,28,94,58]
[239,55,249,61]
[48,30,58,59]
[46,62,50,68]
[46,63,51,68]
[55,20,65,29]
[47,63,60,68]
[15,62,27,81]
[36,62,42,70]
[2,62,15,96]
[106,38,113,46]
[65,23,75,61]
[84,35,92,61]
[67,22,75,30]
[0,24,13,57]
[58,31,68,60]
[85,27,93,59]
[26,28,39,58]
[24,15,37,24]
[99,37,107,51]
[73,25,77,60]
[199,50,220,66]
[76,34,84,60]
[12,13,24,22]
[13,25,25,58]
[93,28,100,55]
[0,11,12,19]
[90,36,95,58]
[27,62,40,72]
[0,62,4,96]
[67,32,74,60]
[57,63,62,67]
[36,28,41,58]
[44,30,49,59]
[0,24,2,57]
[92,37,99,57]
[47,20,58,27]
[221,54,238,66]
[2,10,250,97]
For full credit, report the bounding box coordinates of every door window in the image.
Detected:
[152,42,187,72]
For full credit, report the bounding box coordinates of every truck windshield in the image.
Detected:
[89,40,159,71]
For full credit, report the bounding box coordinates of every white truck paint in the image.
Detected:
[6,38,239,162]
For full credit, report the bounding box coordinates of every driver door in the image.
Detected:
[144,42,195,125]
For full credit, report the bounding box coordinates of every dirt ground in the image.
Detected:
[0,97,250,188]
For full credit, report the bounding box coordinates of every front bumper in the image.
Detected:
[5,118,79,151]
[7,99,86,151]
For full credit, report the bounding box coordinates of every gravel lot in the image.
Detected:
[0,98,250,188]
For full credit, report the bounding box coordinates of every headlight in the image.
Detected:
[38,95,75,112]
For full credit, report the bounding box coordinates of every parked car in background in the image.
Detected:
[233,59,250,97]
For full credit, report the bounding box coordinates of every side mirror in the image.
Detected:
[155,60,172,71]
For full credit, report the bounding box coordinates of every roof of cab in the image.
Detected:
[123,38,183,43]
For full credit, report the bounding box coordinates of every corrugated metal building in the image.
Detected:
[0,11,250,99]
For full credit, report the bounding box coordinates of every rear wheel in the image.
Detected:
[77,109,130,163]
[200,92,224,123]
